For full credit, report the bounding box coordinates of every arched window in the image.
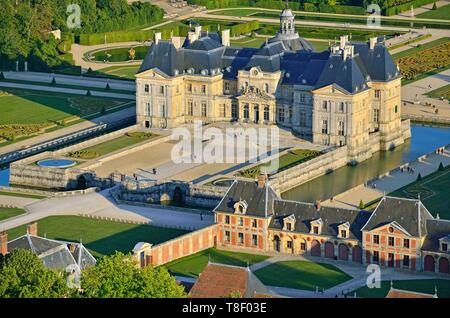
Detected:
[264,83,269,93]
[264,106,270,121]
[243,105,249,120]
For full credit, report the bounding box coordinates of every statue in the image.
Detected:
[129,47,136,61]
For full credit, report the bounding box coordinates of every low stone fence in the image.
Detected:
[271,146,349,194]
[133,224,220,267]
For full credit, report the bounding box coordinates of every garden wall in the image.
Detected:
[133,224,220,267]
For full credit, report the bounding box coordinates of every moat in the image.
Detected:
[282,125,450,203]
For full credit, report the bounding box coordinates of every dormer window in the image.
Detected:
[234,200,248,214]
[283,214,296,232]
[338,222,350,239]
[310,218,323,235]
[440,236,450,253]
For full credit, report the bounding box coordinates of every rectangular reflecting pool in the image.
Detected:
[282,125,450,203]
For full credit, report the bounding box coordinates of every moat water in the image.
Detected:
[0,125,449,194]
[282,125,450,203]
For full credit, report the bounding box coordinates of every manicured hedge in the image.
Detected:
[384,0,436,15]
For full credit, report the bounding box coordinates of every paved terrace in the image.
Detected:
[323,145,450,209]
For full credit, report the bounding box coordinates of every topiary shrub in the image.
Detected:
[417,173,422,181]
[51,77,56,85]
[438,162,444,171]
[359,200,365,210]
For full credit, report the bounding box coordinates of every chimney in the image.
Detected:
[221,29,230,46]
[188,31,198,44]
[0,232,7,256]
[315,200,321,211]
[369,37,377,50]
[27,222,38,236]
[154,32,162,45]
[195,25,202,38]
[339,35,348,50]
[257,174,268,188]
[343,45,354,61]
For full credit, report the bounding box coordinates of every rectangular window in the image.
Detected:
[225,231,230,242]
[238,232,244,244]
[251,219,257,228]
[338,102,345,112]
[300,94,305,103]
[403,239,410,249]
[201,102,207,117]
[252,234,258,246]
[286,223,292,231]
[144,84,150,93]
[278,108,285,122]
[373,235,379,244]
[313,226,319,234]
[338,121,345,136]
[340,230,347,238]
[287,241,293,249]
[299,111,306,127]
[300,242,306,251]
[220,104,226,117]
[388,237,394,247]
[159,86,165,95]
[202,85,206,94]
[394,105,398,113]
[403,255,410,267]
[145,102,151,116]
[442,243,448,252]
[225,215,230,224]
[375,89,381,98]
[160,103,166,117]
[187,83,192,92]
[231,103,238,119]
[373,109,380,123]
[188,101,193,116]
[224,82,230,92]
[238,217,243,226]
[321,120,328,134]
[373,251,379,262]
[322,100,328,110]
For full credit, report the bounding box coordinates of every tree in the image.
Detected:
[80,252,186,298]
[417,173,422,181]
[0,249,69,298]
[86,89,92,96]
[0,72,4,80]
[51,77,56,85]
[438,162,444,171]
[105,82,111,90]
[432,2,437,10]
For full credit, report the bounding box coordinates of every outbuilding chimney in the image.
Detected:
[257,174,268,188]
[154,32,162,45]
[27,222,38,236]
[195,25,202,38]
[188,31,198,44]
[315,200,321,211]
[221,29,230,47]
[0,232,7,256]
[339,35,348,50]
[369,37,377,50]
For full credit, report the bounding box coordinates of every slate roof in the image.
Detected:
[361,197,434,237]
[138,23,398,93]
[213,180,279,217]
[422,219,450,253]
[7,234,96,270]
[270,200,371,240]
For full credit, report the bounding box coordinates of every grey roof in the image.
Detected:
[361,197,434,237]
[422,219,450,252]
[214,180,279,217]
[270,200,371,240]
[138,28,398,93]
[7,234,96,271]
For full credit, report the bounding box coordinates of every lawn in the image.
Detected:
[353,279,450,298]
[240,149,322,178]
[417,4,450,20]
[0,190,46,200]
[231,37,266,48]
[253,260,352,291]
[6,215,189,258]
[0,88,133,145]
[97,65,141,80]
[425,84,450,102]
[91,46,149,62]
[69,132,157,159]
[389,165,450,218]
[164,248,269,278]
[0,207,26,222]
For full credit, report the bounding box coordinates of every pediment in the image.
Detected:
[313,84,350,96]
[136,67,169,79]
[369,221,412,237]
[237,86,274,102]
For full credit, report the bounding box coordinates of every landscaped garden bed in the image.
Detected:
[239,149,322,179]
[6,215,188,258]
[164,248,269,278]
[68,132,158,160]
[253,260,352,291]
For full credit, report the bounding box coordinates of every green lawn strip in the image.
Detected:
[425,83,450,102]
[70,133,156,159]
[253,260,352,291]
[388,34,432,51]
[90,65,141,80]
[389,165,450,218]
[402,65,450,86]
[164,248,270,278]
[353,279,450,298]
[0,78,134,95]
[0,191,47,199]
[240,149,322,178]
[0,207,26,222]
[308,40,331,52]
[417,4,450,19]
[6,215,188,258]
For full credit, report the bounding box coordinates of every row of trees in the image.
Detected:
[0,249,186,298]
[0,0,164,71]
